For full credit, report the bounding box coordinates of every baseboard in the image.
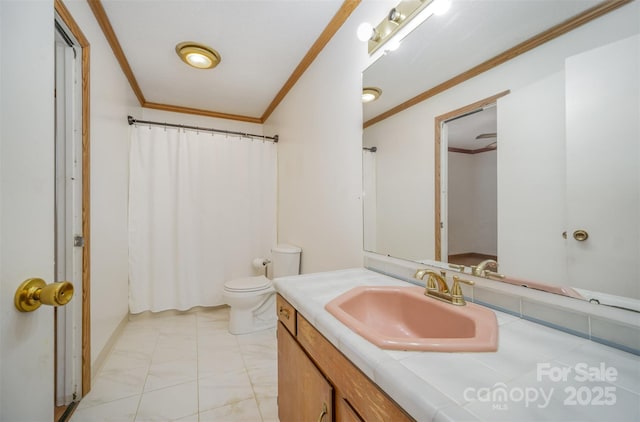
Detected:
[90,313,129,383]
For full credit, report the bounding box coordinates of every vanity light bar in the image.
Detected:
[368,0,440,56]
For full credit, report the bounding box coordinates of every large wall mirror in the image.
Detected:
[362,0,639,312]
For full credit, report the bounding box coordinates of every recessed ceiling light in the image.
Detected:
[362,87,382,103]
[175,42,221,70]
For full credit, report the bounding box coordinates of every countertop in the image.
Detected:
[273,268,640,422]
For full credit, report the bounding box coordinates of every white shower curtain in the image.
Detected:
[128,125,277,313]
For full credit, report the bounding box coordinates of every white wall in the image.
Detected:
[366,113,433,261]
[141,109,265,135]
[448,152,474,255]
[363,3,638,270]
[63,1,140,369]
[448,150,497,257]
[264,3,393,274]
[473,150,497,255]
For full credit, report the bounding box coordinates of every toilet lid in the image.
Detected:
[225,276,271,292]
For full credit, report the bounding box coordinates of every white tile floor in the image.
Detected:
[71,307,278,422]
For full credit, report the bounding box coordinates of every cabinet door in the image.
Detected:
[336,396,364,422]
[278,322,333,422]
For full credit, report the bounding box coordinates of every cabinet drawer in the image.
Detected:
[276,294,296,335]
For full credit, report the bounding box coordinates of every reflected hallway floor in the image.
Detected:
[70,307,278,422]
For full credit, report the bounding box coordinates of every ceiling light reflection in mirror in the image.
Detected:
[362,87,382,103]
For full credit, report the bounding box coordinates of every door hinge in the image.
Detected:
[74,235,85,247]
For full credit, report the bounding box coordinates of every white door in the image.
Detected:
[496,73,567,285]
[1,2,56,421]
[565,35,640,300]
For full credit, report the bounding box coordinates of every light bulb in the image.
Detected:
[362,93,376,103]
[357,22,374,42]
[186,53,212,68]
[432,0,452,16]
[362,87,381,103]
[385,39,401,52]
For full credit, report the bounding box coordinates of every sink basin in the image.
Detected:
[325,286,498,352]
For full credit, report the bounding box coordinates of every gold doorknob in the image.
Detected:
[14,278,74,312]
[573,229,589,241]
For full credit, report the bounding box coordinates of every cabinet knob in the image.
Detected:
[279,306,290,320]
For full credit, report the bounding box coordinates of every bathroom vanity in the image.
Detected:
[274,268,640,421]
[277,294,413,421]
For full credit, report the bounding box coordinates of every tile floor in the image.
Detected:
[71,307,278,422]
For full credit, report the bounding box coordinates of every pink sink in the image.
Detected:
[325,286,498,352]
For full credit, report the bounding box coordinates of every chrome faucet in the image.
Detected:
[414,269,474,306]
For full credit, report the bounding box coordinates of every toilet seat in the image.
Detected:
[224,276,271,293]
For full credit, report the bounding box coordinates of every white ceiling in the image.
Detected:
[446,106,496,150]
[101,0,345,119]
[96,0,606,123]
[363,0,602,122]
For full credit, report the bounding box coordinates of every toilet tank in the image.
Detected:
[271,244,301,278]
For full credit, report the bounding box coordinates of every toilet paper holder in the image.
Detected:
[253,258,271,277]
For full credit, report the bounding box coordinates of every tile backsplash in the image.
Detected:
[364,252,640,356]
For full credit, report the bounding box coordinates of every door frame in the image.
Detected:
[434,90,509,261]
[54,0,91,397]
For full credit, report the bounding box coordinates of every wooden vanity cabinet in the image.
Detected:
[276,294,414,422]
[277,324,333,421]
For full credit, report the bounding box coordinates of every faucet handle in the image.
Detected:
[448,263,466,273]
[484,270,505,280]
[451,276,475,306]
[453,276,474,289]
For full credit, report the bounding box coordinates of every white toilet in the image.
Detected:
[223,244,301,334]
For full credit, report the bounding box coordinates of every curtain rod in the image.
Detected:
[127,116,278,142]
